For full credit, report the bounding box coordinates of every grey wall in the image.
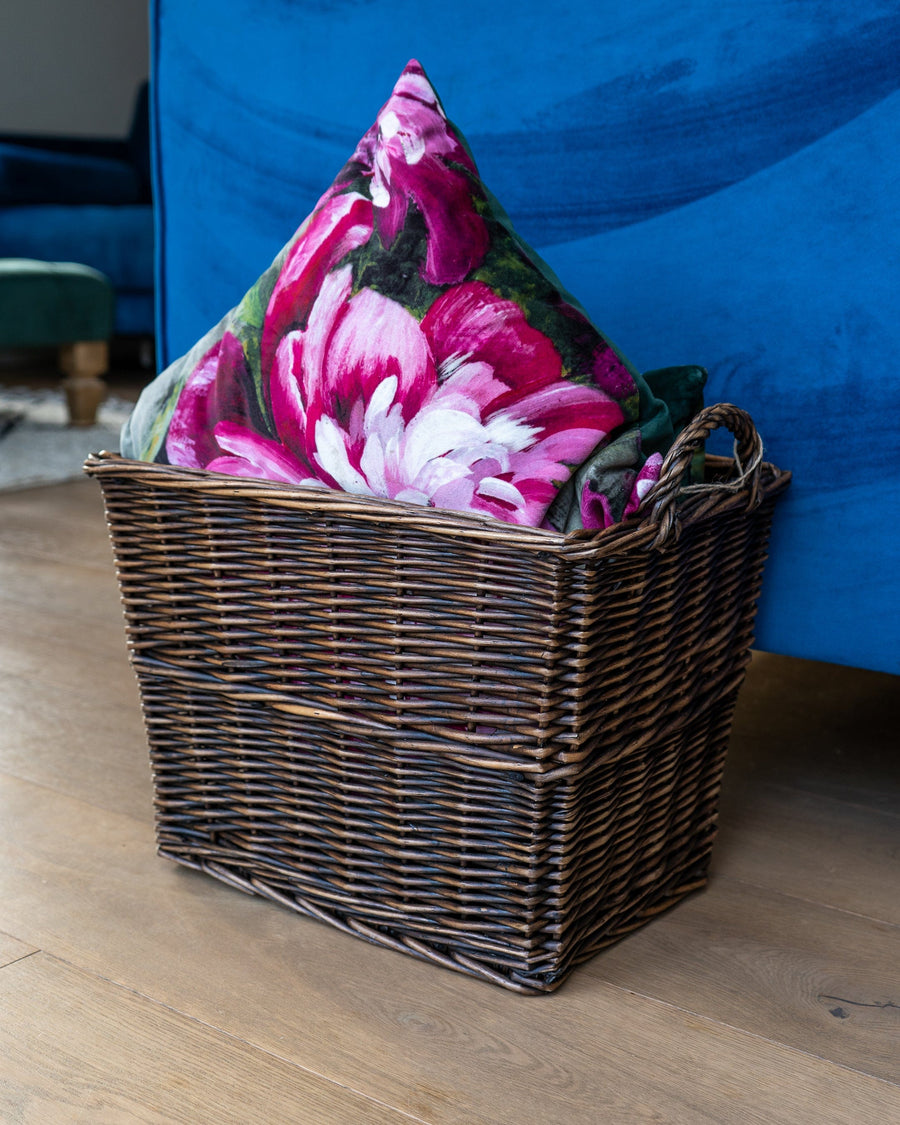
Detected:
[0,0,149,135]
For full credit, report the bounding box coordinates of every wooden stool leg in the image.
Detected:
[60,340,109,426]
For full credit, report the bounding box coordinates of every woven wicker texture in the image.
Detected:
[86,403,790,992]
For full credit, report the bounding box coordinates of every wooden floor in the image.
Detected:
[0,478,898,1124]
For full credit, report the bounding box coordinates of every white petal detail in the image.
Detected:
[400,407,486,480]
[484,411,539,452]
[476,476,524,506]
[365,375,400,429]
[313,414,370,494]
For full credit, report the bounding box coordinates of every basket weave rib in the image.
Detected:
[86,403,790,993]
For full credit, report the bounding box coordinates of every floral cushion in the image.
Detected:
[122,60,703,528]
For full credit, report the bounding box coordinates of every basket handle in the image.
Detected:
[641,402,765,548]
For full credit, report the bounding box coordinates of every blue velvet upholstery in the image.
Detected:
[151,0,900,674]
[0,205,154,336]
[0,84,154,335]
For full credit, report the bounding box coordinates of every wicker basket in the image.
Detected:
[86,403,789,993]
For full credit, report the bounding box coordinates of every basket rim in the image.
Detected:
[84,447,790,558]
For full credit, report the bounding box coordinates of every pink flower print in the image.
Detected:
[269,266,437,491]
[578,450,664,531]
[260,273,625,525]
[261,189,374,376]
[165,331,320,485]
[622,452,663,518]
[349,60,489,285]
[165,331,253,469]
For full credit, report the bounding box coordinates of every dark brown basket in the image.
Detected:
[85,403,790,993]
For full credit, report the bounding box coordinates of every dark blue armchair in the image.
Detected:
[0,82,154,337]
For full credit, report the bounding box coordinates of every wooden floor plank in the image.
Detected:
[0,489,145,815]
[727,651,900,816]
[0,931,37,969]
[0,611,136,703]
[0,497,115,569]
[0,668,151,821]
[714,785,900,927]
[0,477,107,527]
[1,772,898,1125]
[2,591,129,653]
[0,612,149,823]
[0,552,123,625]
[0,953,424,1125]
[585,875,900,1083]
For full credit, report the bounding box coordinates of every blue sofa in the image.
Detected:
[150,0,899,675]
[0,83,154,336]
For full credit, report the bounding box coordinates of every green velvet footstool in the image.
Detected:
[0,259,115,425]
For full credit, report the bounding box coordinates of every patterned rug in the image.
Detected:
[0,386,133,492]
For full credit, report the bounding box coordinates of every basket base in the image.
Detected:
[148,686,737,992]
[159,846,711,994]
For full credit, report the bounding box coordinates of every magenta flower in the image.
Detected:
[623,454,663,519]
[578,452,664,531]
[194,269,624,526]
[261,189,374,376]
[166,329,320,484]
[165,329,317,486]
[165,331,255,469]
[348,60,489,285]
